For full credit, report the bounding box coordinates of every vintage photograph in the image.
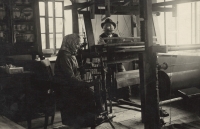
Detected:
[0,0,200,129]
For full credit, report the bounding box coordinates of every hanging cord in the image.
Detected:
[116,15,121,37]
[95,15,97,40]
[168,51,178,125]
[158,51,177,127]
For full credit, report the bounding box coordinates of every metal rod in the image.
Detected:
[106,42,145,46]
[168,44,200,51]
[153,0,200,7]
[159,97,183,105]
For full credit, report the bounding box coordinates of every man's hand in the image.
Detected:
[98,37,106,45]
[85,78,101,88]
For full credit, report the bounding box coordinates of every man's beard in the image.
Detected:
[105,30,112,35]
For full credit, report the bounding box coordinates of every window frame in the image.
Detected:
[157,1,200,45]
[39,0,65,53]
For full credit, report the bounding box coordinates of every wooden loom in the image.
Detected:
[65,0,200,129]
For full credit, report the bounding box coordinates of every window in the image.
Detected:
[39,0,64,52]
[157,1,200,45]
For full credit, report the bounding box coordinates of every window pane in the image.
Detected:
[49,34,54,49]
[48,2,53,17]
[64,10,73,35]
[56,18,63,33]
[177,3,191,45]
[55,2,63,17]
[39,2,45,16]
[49,18,53,33]
[157,12,165,44]
[166,12,176,45]
[41,34,46,49]
[56,34,63,48]
[40,18,45,33]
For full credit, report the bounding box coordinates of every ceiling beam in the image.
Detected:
[153,0,200,7]
[64,2,93,10]
[78,6,172,15]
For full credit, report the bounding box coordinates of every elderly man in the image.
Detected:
[54,34,104,127]
[99,18,132,102]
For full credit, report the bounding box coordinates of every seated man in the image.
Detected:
[98,18,169,118]
[54,34,104,128]
[99,18,131,102]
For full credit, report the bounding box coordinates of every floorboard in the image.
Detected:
[2,95,200,129]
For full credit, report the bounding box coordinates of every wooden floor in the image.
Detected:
[13,96,200,129]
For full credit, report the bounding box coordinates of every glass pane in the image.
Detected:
[56,18,63,33]
[41,34,46,49]
[177,3,191,45]
[55,2,63,17]
[157,12,165,44]
[49,34,54,49]
[48,2,53,17]
[40,18,45,33]
[64,10,73,35]
[39,2,45,16]
[56,34,63,48]
[49,18,53,33]
[166,12,176,45]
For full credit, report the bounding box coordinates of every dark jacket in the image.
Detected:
[54,50,88,88]
[99,33,119,43]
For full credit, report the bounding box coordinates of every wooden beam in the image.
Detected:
[72,2,79,33]
[45,0,50,49]
[79,5,172,15]
[105,0,111,17]
[139,0,160,129]
[82,11,95,49]
[53,0,56,54]
[138,53,146,123]
[64,2,93,10]
[33,0,42,58]
[90,0,95,19]
[153,7,173,12]
[153,0,200,7]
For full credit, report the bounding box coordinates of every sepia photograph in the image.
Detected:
[0,0,200,129]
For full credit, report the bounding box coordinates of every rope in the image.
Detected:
[168,51,178,125]
[116,15,121,37]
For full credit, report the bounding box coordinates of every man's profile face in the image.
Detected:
[103,23,115,35]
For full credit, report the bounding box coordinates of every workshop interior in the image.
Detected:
[0,0,200,129]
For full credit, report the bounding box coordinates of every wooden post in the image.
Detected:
[139,0,160,129]
[33,0,42,59]
[72,2,79,33]
[90,0,95,19]
[83,11,95,49]
[45,0,50,49]
[138,53,146,123]
[105,0,111,17]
